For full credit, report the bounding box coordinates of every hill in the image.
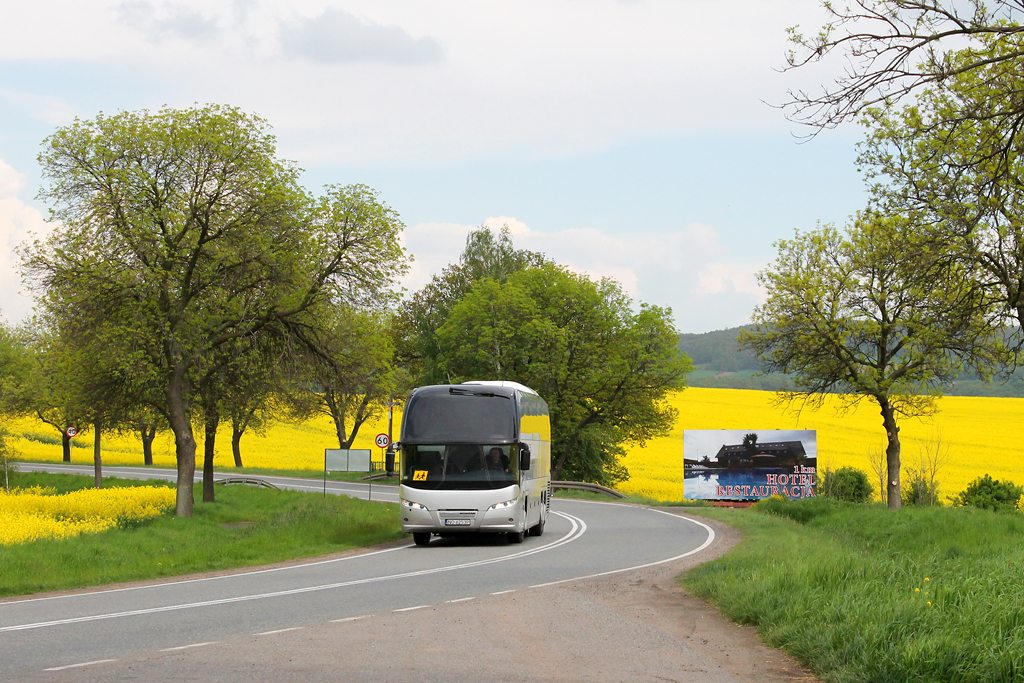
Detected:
[678,326,1024,397]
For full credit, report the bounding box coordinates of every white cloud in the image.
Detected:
[695,262,765,300]
[116,1,221,45]
[0,159,53,322]
[279,8,442,64]
[0,0,844,165]
[401,215,765,332]
[0,90,77,126]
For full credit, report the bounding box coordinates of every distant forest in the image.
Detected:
[677,326,1024,397]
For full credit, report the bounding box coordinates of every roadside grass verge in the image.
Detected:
[1,471,403,598]
[684,498,1024,683]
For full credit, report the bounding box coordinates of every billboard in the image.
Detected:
[325,449,372,472]
[683,430,817,501]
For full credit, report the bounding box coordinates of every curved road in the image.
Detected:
[2,463,720,682]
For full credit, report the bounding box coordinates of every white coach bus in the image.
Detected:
[398,381,552,546]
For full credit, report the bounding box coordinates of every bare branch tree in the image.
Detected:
[784,0,1024,132]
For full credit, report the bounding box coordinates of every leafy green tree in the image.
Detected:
[397,225,546,384]
[784,0,1024,137]
[435,262,692,484]
[289,306,396,450]
[740,214,1002,509]
[24,105,407,516]
[0,317,33,424]
[858,43,1024,349]
[19,328,89,462]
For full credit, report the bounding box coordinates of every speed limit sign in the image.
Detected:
[375,433,390,449]
[65,426,78,438]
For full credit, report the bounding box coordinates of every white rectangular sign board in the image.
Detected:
[325,449,372,472]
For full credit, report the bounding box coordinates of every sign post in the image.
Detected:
[373,433,388,477]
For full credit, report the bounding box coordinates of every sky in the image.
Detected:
[682,429,818,461]
[0,0,867,332]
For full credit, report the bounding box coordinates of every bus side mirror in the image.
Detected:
[519,443,531,471]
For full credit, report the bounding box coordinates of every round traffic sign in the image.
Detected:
[65,426,78,438]
[375,433,390,449]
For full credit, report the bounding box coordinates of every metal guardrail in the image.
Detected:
[551,481,628,499]
[353,474,625,497]
[215,476,280,490]
[361,472,397,481]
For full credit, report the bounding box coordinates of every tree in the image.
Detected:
[0,317,33,424]
[740,214,1002,509]
[19,328,89,463]
[857,49,1024,347]
[742,432,759,456]
[25,105,407,516]
[397,225,546,384]
[434,262,692,484]
[784,0,1024,137]
[290,306,395,451]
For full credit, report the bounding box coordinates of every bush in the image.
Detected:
[754,495,841,524]
[820,466,872,503]
[953,474,1023,513]
[902,470,940,506]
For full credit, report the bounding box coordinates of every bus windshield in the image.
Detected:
[401,444,518,490]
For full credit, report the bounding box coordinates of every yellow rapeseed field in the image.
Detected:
[0,485,175,545]
[618,387,1024,502]
[5,388,1022,502]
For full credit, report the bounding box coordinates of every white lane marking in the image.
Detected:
[490,590,517,595]
[0,512,586,633]
[44,659,117,671]
[393,605,429,612]
[528,509,716,588]
[330,615,372,623]
[445,597,475,603]
[2,543,408,607]
[256,627,304,636]
[159,641,220,652]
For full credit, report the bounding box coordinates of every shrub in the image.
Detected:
[820,466,872,503]
[953,474,1024,513]
[754,495,840,524]
[902,469,942,506]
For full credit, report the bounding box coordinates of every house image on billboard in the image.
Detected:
[714,440,807,469]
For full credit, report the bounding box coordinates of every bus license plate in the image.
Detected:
[444,519,472,526]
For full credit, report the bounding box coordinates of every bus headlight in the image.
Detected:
[487,499,518,511]
[401,499,428,511]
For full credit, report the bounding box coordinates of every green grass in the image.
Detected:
[1,471,404,597]
[683,498,1024,683]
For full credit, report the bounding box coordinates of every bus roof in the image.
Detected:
[461,380,538,395]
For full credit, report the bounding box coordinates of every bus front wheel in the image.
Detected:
[507,530,525,544]
[413,532,431,546]
[529,519,545,537]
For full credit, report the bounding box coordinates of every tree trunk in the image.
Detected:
[231,420,244,468]
[93,420,102,489]
[877,395,902,510]
[346,394,374,449]
[203,409,219,503]
[168,373,196,517]
[141,425,155,466]
[62,431,72,462]
[326,393,350,449]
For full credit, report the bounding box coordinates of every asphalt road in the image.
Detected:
[1,464,716,681]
